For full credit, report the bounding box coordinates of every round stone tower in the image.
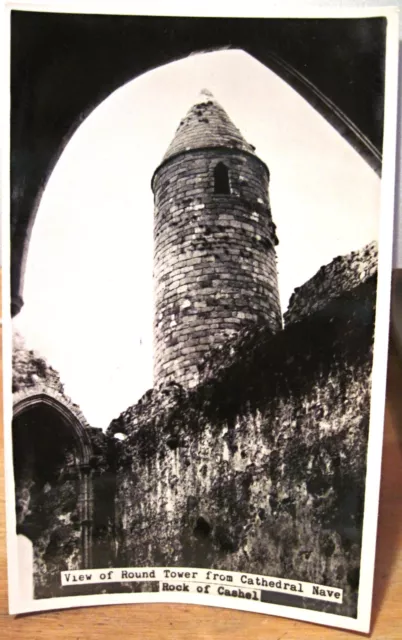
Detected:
[151,89,281,388]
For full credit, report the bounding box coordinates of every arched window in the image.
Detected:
[214,162,230,194]
[13,394,94,597]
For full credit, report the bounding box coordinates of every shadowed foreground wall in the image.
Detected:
[12,244,377,613]
[108,263,376,617]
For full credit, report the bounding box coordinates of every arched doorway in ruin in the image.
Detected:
[12,393,93,598]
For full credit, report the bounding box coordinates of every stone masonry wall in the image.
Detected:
[13,331,66,398]
[152,149,281,389]
[12,331,112,598]
[111,271,376,618]
[284,241,378,326]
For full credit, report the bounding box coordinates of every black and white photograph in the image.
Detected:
[3,3,399,633]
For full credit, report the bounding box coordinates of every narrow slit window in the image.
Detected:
[214,162,230,194]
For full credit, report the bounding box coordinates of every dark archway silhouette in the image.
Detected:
[10,12,386,316]
[13,394,93,598]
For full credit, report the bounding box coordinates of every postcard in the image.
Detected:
[2,2,399,633]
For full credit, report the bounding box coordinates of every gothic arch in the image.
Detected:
[13,393,94,588]
[13,392,93,463]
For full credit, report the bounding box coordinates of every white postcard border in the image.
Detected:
[1,2,399,634]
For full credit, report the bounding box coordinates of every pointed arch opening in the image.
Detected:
[214,162,230,194]
[12,394,93,598]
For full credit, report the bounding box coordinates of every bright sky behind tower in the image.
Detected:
[13,50,380,428]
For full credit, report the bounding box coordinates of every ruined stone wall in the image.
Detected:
[152,149,281,389]
[11,241,377,609]
[13,331,66,398]
[111,273,376,618]
[12,331,111,597]
[284,241,378,325]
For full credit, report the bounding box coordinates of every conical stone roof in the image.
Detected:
[161,89,256,163]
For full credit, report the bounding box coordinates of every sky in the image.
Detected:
[13,49,381,429]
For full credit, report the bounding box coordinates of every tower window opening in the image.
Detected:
[214,162,230,194]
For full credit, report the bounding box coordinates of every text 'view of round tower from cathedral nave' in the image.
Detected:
[151,89,282,388]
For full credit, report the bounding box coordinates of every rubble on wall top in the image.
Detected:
[284,241,378,326]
